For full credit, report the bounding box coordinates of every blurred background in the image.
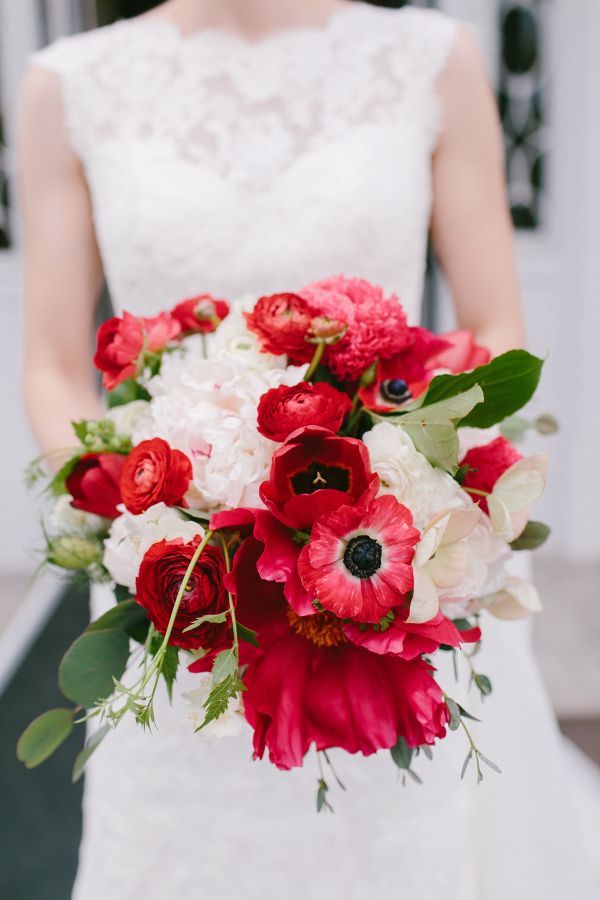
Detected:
[0,0,598,897]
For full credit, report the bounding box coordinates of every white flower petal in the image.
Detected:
[407,566,440,623]
[493,454,549,513]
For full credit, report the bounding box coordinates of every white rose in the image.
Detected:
[362,421,467,530]
[135,353,306,513]
[105,400,151,439]
[50,494,106,537]
[103,503,205,591]
[182,674,245,739]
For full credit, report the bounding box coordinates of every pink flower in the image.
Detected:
[224,537,449,769]
[298,276,412,382]
[343,611,481,660]
[297,494,420,623]
[460,437,523,514]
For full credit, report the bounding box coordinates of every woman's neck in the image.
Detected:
[157,0,350,39]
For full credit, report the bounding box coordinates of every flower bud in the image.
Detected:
[48,535,103,571]
[307,316,348,346]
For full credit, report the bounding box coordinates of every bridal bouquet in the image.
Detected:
[19,276,551,806]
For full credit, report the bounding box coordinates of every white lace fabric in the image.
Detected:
[32,4,455,317]
[29,6,600,899]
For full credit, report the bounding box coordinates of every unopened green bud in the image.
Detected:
[48,535,103,571]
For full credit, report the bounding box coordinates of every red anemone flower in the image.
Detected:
[343,611,481,660]
[259,426,379,530]
[221,537,449,770]
[297,494,420,623]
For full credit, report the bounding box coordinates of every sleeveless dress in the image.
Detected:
[31,5,599,898]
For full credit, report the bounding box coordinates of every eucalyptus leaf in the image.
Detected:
[499,414,532,443]
[86,600,148,639]
[457,704,481,723]
[71,724,111,783]
[17,708,74,769]
[415,350,544,428]
[59,629,130,708]
[478,752,502,775]
[391,385,484,473]
[390,735,414,769]
[461,750,473,780]
[474,673,493,697]
[446,697,461,731]
[510,520,551,551]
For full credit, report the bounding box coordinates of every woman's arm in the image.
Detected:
[432,27,525,355]
[20,67,105,460]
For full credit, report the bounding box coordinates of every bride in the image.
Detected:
[20,1,599,897]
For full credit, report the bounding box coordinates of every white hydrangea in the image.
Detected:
[134,353,306,512]
[105,400,151,439]
[50,494,106,537]
[103,503,205,592]
[362,421,468,530]
[182,674,245,739]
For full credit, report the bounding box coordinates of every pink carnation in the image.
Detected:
[298,276,412,382]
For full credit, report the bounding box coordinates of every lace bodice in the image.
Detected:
[32,3,457,320]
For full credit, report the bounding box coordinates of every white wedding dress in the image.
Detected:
[32,5,599,898]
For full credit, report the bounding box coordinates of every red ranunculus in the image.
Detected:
[343,611,481,659]
[298,276,412,382]
[257,382,352,443]
[222,538,449,769]
[136,536,229,651]
[120,438,192,515]
[66,453,125,519]
[259,426,379,530]
[460,437,523,514]
[93,311,181,390]
[245,293,316,363]
[297,494,420,623]
[170,294,230,335]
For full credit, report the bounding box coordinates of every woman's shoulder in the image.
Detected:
[29,18,140,78]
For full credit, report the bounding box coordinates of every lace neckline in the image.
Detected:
[121,2,393,52]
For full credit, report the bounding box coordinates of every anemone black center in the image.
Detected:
[290,461,351,495]
[380,378,412,405]
[343,535,383,579]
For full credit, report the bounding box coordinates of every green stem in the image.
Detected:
[464,487,489,498]
[304,341,326,381]
[218,532,238,655]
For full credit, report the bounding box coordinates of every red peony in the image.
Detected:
[460,437,523,514]
[256,382,352,443]
[224,538,449,769]
[120,438,192,515]
[170,294,230,335]
[298,276,412,382]
[297,495,420,623]
[343,611,481,659]
[136,536,229,651]
[245,293,316,363]
[93,311,181,390]
[66,452,125,519]
[259,426,379,530]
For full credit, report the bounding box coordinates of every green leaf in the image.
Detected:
[199,672,245,730]
[71,724,111,783]
[461,750,473,780]
[446,698,461,731]
[499,414,532,443]
[237,622,259,647]
[106,378,151,408]
[86,599,148,639]
[114,584,132,604]
[457,704,481,723]
[59,629,130,708]
[211,648,237,685]
[392,385,484,473]
[478,752,502,775]
[161,646,179,702]
[316,778,332,813]
[48,455,82,497]
[417,350,544,429]
[182,611,228,633]
[510,520,551,551]
[17,708,74,769]
[473,673,493,697]
[390,735,414,769]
